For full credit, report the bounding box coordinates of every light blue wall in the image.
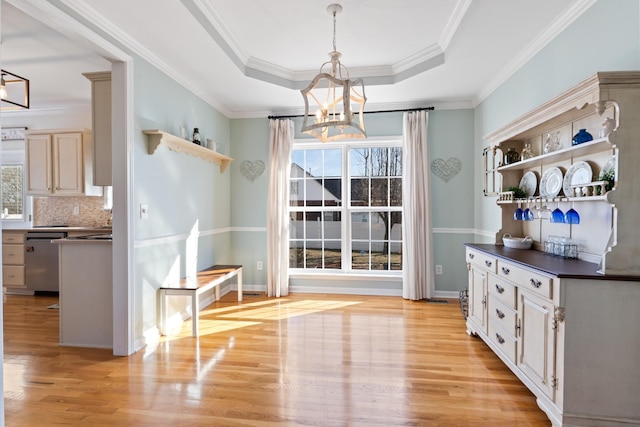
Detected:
[474,0,640,236]
[229,110,475,295]
[132,57,233,336]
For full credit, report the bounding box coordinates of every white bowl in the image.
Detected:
[502,233,533,249]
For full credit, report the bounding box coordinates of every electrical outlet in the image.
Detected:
[73,206,79,215]
[257,261,263,270]
[435,264,443,275]
[140,203,149,219]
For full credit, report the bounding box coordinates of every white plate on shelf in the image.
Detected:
[540,167,563,199]
[519,171,538,197]
[563,161,592,197]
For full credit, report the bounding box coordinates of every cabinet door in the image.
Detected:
[518,289,556,400]
[25,134,53,195]
[467,265,487,335]
[53,133,83,195]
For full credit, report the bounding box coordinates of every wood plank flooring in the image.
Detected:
[3,292,550,426]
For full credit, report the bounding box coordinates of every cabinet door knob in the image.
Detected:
[495,308,505,319]
[530,278,542,288]
[501,267,510,275]
[485,260,492,267]
[495,284,505,293]
[469,253,475,259]
[495,333,505,344]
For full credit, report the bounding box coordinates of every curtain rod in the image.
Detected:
[267,106,434,120]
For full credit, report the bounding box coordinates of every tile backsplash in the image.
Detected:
[33,196,111,227]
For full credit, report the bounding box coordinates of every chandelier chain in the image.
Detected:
[332,9,337,52]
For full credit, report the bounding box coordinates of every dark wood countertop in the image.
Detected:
[464,243,640,281]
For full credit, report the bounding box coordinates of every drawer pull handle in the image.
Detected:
[501,267,510,275]
[495,284,505,294]
[469,253,475,259]
[485,260,492,267]
[530,278,542,288]
[495,333,505,344]
[495,309,505,319]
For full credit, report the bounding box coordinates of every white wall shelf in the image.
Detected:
[143,130,233,173]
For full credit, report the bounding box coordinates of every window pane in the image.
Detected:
[323,178,341,206]
[291,151,304,171]
[324,247,341,269]
[351,248,369,270]
[1,165,24,220]
[370,148,388,177]
[350,178,369,206]
[323,149,342,177]
[305,245,322,269]
[289,244,304,268]
[390,178,402,206]
[305,150,322,177]
[389,148,402,176]
[323,211,342,240]
[304,212,321,239]
[350,148,369,177]
[370,178,388,207]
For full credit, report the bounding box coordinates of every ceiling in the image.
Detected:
[1,0,593,119]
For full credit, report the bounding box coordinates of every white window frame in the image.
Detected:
[1,150,32,229]
[289,136,403,277]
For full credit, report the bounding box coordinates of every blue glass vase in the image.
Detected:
[572,129,593,146]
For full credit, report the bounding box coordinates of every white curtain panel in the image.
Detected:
[267,119,294,297]
[402,111,435,300]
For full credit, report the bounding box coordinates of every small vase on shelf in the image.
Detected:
[572,128,593,146]
[192,128,202,145]
[504,147,520,165]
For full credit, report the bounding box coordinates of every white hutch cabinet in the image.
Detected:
[466,72,640,427]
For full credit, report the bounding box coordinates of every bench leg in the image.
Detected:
[192,292,199,337]
[215,285,220,301]
[159,289,167,335]
[237,268,243,302]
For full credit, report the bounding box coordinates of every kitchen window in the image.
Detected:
[289,137,403,273]
[2,152,32,226]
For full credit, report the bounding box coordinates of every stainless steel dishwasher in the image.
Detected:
[25,231,67,293]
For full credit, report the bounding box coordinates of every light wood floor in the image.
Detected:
[3,292,550,426]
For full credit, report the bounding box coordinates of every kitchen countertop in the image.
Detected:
[465,243,640,281]
[3,226,112,232]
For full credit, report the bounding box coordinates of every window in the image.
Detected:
[2,164,24,220]
[289,138,402,273]
[2,151,32,226]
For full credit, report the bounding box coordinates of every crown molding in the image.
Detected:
[439,0,473,51]
[474,0,597,106]
[58,0,234,117]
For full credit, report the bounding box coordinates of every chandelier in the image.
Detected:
[301,4,366,142]
[1,69,30,111]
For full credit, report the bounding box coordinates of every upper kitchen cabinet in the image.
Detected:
[25,129,103,197]
[83,71,112,186]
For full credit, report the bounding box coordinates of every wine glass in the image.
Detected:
[513,202,524,221]
[564,203,580,224]
[523,201,534,221]
[551,201,564,223]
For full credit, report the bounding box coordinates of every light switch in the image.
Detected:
[140,203,149,219]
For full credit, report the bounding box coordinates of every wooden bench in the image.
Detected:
[159,265,242,337]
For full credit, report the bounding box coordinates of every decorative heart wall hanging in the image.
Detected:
[240,160,265,181]
[431,158,462,182]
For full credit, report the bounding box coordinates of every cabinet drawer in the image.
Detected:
[466,248,497,273]
[2,244,25,265]
[488,274,516,308]
[497,260,553,299]
[488,320,517,365]
[3,265,25,287]
[2,233,25,244]
[488,295,517,335]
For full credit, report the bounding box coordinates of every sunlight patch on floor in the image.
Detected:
[216,299,361,320]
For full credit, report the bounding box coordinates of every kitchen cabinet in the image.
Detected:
[465,244,640,427]
[83,71,112,186]
[25,129,102,196]
[2,231,25,291]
